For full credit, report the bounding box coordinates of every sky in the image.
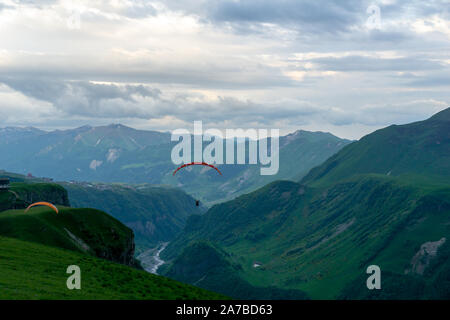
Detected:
[0,0,449,139]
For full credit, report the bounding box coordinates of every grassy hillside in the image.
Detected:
[163,241,309,300]
[0,235,227,300]
[301,107,450,187]
[62,182,202,250]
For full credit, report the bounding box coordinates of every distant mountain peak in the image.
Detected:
[107,123,128,129]
[75,125,92,131]
[429,107,450,121]
[0,126,43,132]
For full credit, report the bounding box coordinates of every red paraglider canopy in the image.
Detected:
[173,162,222,176]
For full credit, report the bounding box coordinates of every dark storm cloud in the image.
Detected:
[1,77,160,102]
[0,77,320,126]
[0,77,162,117]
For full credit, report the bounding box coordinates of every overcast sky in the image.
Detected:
[0,0,449,139]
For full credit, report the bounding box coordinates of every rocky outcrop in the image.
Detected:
[406,238,447,275]
[95,230,139,268]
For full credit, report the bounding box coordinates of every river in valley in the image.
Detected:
[137,242,169,275]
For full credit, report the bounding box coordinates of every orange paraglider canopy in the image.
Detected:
[25,202,59,214]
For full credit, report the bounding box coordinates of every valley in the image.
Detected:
[0,178,226,299]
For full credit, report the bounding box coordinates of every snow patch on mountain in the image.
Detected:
[107,149,120,163]
[89,160,103,170]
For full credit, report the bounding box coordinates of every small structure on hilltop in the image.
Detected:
[0,178,10,191]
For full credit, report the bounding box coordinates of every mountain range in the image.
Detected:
[0,124,351,205]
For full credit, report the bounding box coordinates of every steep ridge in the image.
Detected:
[301,107,450,187]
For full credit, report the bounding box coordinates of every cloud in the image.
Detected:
[0,83,57,126]
[0,77,315,124]
[163,0,368,34]
[308,55,445,72]
[0,0,449,139]
[0,78,163,117]
[0,3,12,11]
[408,74,450,87]
[3,76,445,133]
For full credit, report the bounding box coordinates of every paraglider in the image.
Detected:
[25,202,59,214]
[173,162,222,176]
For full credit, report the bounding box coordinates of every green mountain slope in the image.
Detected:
[162,108,450,299]
[0,235,226,300]
[301,107,450,187]
[163,241,309,300]
[0,206,137,266]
